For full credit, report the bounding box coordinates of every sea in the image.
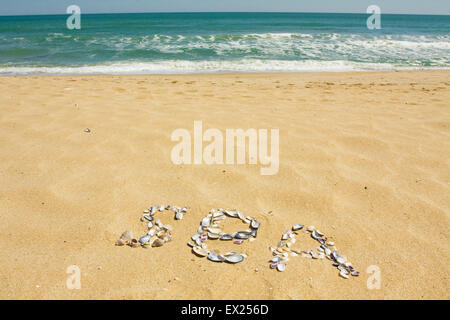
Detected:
[0,12,449,75]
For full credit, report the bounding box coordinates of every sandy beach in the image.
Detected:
[0,70,449,299]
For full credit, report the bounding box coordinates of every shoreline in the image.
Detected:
[1,68,450,78]
[0,70,449,299]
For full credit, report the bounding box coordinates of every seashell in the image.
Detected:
[129,239,140,248]
[291,252,298,257]
[200,234,208,242]
[147,229,156,236]
[162,224,173,231]
[139,235,151,244]
[277,241,286,248]
[327,241,335,246]
[292,224,304,231]
[251,229,258,238]
[181,207,188,212]
[270,262,278,269]
[115,238,125,246]
[224,253,244,264]
[270,257,281,263]
[156,219,162,227]
[150,205,159,214]
[207,251,224,262]
[120,230,133,241]
[143,214,154,222]
[307,226,315,232]
[281,232,290,240]
[207,227,222,234]
[234,231,252,240]
[197,225,204,234]
[159,205,165,211]
[212,211,223,218]
[187,242,195,247]
[251,219,261,229]
[192,233,200,241]
[311,230,322,241]
[220,234,233,241]
[192,246,208,257]
[175,212,184,220]
[277,263,286,272]
[234,239,244,244]
[161,233,172,243]
[310,250,318,259]
[207,232,220,240]
[201,217,211,227]
[316,230,324,236]
[237,211,246,221]
[339,269,350,279]
[224,210,239,218]
[147,221,154,228]
[351,271,360,277]
[165,205,171,210]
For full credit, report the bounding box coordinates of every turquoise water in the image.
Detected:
[0,12,449,74]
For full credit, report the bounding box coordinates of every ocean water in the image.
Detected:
[0,12,449,75]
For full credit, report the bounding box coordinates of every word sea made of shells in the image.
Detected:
[115,206,358,279]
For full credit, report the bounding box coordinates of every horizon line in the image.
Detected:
[1,11,449,17]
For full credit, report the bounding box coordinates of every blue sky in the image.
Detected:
[1,0,449,16]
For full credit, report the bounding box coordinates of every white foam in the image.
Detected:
[1,59,447,76]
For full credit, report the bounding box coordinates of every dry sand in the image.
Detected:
[0,70,449,299]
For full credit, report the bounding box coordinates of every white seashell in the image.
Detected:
[237,211,246,221]
[147,229,156,236]
[251,220,261,229]
[327,241,335,246]
[207,227,222,234]
[339,270,349,279]
[159,205,164,211]
[192,246,208,257]
[207,232,220,240]
[277,263,286,272]
[212,211,223,218]
[224,210,239,218]
[175,212,184,220]
[201,217,211,227]
[307,226,315,232]
[147,221,153,228]
[224,253,244,264]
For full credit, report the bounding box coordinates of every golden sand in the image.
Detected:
[0,70,449,299]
